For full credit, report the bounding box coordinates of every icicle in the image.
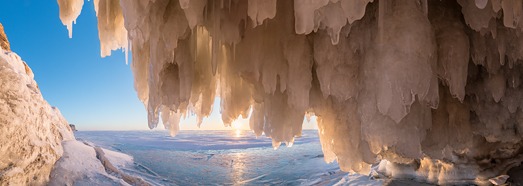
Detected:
[211,1,219,76]
[179,0,190,9]
[125,44,129,65]
[57,0,84,38]
[421,0,428,16]
[272,141,282,150]
[475,0,489,9]
[378,0,386,44]
[93,0,128,58]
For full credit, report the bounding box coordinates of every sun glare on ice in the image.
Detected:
[232,122,242,137]
[235,129,241,137]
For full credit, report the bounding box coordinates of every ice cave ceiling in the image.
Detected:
[57,0,523,184]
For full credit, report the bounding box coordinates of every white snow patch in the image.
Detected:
[333,173,383,186]
[48,140,130,186]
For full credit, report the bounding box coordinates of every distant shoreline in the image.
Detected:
[75,129,320,132]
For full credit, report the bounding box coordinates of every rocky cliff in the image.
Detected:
[0,24,74,185]
[0,23,10,51]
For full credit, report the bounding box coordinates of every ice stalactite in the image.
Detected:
[93,0,129,62]
[431,1,470,101]
[58,0,523,184]
[57,0,83,38]
[247,0,277,27]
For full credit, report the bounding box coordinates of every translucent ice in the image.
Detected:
[57,0,84,38]
[93,0,128,60]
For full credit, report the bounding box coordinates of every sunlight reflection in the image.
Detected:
[231,152,246,184]
[235,129,241,137]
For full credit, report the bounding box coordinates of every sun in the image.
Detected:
[232,122,242,137]
[234,129,241,137]
[231,120,247,137]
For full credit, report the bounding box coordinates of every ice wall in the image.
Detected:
[58,0,523,184]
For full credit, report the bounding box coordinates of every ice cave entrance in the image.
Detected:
[55,0,523,184]
[164,97,317,145]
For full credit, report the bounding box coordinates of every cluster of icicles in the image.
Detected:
[57,0,523,184]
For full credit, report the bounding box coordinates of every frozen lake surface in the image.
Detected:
[75,130,380,185]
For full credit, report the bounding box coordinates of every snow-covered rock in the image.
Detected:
[0,47,74,184]
[0,23,9,51]
[48,140,144,186]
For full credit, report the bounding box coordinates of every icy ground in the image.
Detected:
[73,130,382,185]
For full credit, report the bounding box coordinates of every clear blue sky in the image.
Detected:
[0,0,317,131]
[0,0,148,130]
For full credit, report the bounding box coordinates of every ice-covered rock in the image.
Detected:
[69,124,78,131]
[56,0,523,184]
[48,140,150,186]
[0,47,74,184]
[0,23,9,51]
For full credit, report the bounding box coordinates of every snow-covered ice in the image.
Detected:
[49,140,131,186]
[73,130,382,185]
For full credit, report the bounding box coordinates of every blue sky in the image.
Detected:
[0,0,317,131]
[0,0,148,130]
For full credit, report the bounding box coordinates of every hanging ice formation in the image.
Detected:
[58,0,523,184]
